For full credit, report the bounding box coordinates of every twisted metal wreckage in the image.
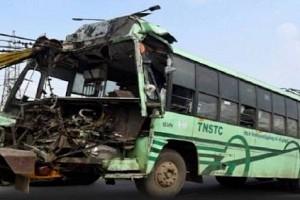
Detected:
[0,6,177,192]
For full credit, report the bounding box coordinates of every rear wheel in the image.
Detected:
[135,149,186,198]
[215,176,247,187]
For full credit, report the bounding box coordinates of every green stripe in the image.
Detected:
[150,146,161,154]
[197,145,225,153]
[199,153,223,159]
[225,146,299,166]
[148,155,157,162]
[153,139,166,146]
[200,160,220,165]
[154,131,283,153]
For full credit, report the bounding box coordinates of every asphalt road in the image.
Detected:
[0,177,300,200]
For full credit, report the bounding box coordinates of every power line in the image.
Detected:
[0,31,23,109]
[0,33,35,42]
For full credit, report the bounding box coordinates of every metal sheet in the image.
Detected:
[0,148,36,175]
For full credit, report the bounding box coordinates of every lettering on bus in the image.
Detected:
[198,122,223,135]
[162,122,174,128]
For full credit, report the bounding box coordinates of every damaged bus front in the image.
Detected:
[0,10,176,192]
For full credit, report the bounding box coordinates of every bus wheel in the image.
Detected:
[215,176,247,187]
[135,149,186,198]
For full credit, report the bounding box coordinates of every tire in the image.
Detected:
[135,149,186,198]
[215,176,247,188]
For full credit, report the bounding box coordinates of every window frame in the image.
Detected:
[196,64,219,96]
[169,53,300,139]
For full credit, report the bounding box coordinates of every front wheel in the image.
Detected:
[135,149,186,198]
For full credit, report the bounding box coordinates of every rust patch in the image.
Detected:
[0,148,36,175]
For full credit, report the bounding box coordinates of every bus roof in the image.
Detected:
[173,47,300,102]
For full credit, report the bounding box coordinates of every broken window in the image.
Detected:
[240,105,256,128]
[43,77,68,98]
[171,85,193,114]
[16,69,41,101]
[71,73,99,97]
[103,81,120,96]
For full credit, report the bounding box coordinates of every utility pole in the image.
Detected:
[0,31,22,109]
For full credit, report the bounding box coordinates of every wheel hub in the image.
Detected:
[155,161,178,188]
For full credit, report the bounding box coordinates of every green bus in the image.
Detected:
[0,6,299,198]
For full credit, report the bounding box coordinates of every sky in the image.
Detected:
[1,0,300,90]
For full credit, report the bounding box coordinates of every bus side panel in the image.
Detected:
[146,111,300,179]
[146,112,195,174]
[192,116,300,179]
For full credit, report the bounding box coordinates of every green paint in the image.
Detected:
[0,113,15,127]
[154,131,284,154]
[103,158,140,171]
[197,146,225,153]
[145,112,300,179]
[130,137,150,172]
[152,139,166,146]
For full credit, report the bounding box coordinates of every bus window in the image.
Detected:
[220,74,238,101]
[220,100,238,124]
[240,105,256,128]
[257,88,271,111]
[196,65,218,95]
[273,114,285,134]
[258,110,271,131]
[173,56,195,90]
[240,81,256,107]
[287,118,297,137]
[273,94,285,116]
[16,70,41,101]
[171,85,193,114]
[286,98,297,119]
[197,93,217,119]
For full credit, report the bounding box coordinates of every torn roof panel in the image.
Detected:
[64,16,176,48]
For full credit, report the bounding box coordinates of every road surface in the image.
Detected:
[0,177,300,200]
